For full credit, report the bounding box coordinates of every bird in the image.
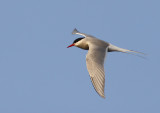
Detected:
[67,28,144,98]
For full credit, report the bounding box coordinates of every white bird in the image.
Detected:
[67,28,144,98]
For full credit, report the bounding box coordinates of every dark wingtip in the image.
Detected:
[72,28,79,34]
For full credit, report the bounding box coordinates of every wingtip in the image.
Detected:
[72,28,79,34]
[100,94,105,99]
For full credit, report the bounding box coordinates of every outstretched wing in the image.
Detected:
[86,45,108,98]
[72,28,89,37]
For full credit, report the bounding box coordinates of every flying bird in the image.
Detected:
[67,28,144,98]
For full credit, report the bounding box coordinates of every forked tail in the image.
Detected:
[108,44,146,58]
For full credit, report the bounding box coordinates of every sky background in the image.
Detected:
[0,0,159,113]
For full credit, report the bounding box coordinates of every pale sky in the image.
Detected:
[0,0,159,113]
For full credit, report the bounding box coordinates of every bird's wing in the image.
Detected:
[86,45,108,98]
[72,28,89,37]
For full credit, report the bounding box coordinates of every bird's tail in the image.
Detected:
[108,44,146,58]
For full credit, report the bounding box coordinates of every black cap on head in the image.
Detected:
[73,37,84,43]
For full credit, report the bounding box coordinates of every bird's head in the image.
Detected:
[67,37,88,50]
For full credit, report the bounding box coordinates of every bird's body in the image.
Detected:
[67,28,143,98]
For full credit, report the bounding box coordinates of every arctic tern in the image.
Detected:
[67,28,144,98]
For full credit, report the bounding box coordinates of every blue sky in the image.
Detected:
[0,0,159,113]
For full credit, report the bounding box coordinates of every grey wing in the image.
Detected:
[72,28,89,37]
[86,45,108,98]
